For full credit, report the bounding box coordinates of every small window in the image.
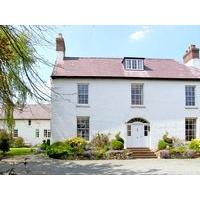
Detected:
[185,86,195,106]
[28,120,31,126]
[44,129,48,138]
[13,129,18,137]
[47,130,51,137]
[131,84,144,105]
[77,117,89,140]
[127,125,131,136]
[78,84,88,104]
[185,118,196,141]
[35,129,39,138]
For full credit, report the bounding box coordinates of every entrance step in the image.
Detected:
[126,148,157,159]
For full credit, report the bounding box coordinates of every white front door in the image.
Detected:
[127,122,149,148]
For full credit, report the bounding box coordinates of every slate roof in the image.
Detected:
[0,104,51,120]
[52,57,200,80]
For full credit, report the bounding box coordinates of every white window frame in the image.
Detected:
[185,85,196,106]
[77,116,89,140]
[125,59,144,70]
[131,83,144,105]
[77,83,89,105]
[185,118,196,141]
[35,129,39,138]
[13,129,18,137]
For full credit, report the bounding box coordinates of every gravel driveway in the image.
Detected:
[0,154,200,175]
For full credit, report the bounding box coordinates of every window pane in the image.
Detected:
[78,84,88,104]
[131,84,143,105]
[185,118,196,141]
[77,117,89,140]
[185,86,195,106]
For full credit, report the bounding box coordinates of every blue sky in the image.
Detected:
[38,25,200,83]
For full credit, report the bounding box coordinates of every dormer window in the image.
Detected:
[123,58,144,70]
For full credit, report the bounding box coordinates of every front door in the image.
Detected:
[126,122,149,148]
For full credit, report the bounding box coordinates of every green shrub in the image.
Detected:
[94,148,107,159]
[90,133,110,149]
[115,132,124,144]
[189,139,200,152]
[11,137,25,148]
[0,130,10,153]
[163,132,173,144]
[46,139,51,146]
[66,137,87,155]
[158,140,168,150]
[169,146,186,155]
[46,141,73,159]
[111,140,124,150]
[41,140,48,150]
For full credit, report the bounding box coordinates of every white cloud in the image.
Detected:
[129,26,150,42]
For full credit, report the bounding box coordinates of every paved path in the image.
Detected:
[0,155,200,175]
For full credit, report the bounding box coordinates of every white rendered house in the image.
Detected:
[51,34,200,149]
[0,104,51,145]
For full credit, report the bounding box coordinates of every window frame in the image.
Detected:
[131,83,144,105]
[125,59,144,70]
[185,85,196,106]
[13,129,18,137]
[77,83,89,105]
[77,116,90,141]
[185,118,196,141]
[35,129,40,138]
[44,129,48,138]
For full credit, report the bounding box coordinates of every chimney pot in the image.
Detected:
[183,44,199,64]
[56,33,65,62]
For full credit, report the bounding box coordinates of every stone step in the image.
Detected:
[126,148,157,159]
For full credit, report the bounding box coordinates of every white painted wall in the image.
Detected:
[0,119,51,145]
[51,78,200,150]
[185,58,200,70]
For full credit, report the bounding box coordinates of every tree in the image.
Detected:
[0,25,52,131]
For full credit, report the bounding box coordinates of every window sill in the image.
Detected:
[185,106,198,109]
[76,104,90,108]
[131,105,146,108]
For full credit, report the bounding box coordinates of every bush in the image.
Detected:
[111,140,124,150]
[189,139,200,152]
[94,148,107,159]
[90,133,110,149]
[46,141,73,159]
[41,140,49,150]
[11,137,25,148]
[66,137,87,155]
[172,137,185,148]
[160,150,170,159]
[158,140,168,150]
[169,146,186,155]
[163,132,173,144]
[0,130,10,153]
[115,132,124,144]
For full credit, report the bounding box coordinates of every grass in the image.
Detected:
[0,147,35,157]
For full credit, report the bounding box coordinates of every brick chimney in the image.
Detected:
[183,44,200,68]
[56,33,65,63]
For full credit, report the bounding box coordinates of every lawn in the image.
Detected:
[1,148,35,157]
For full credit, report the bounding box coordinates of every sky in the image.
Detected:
[37,25,200,84]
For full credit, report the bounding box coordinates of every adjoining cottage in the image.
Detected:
[0,104,51,145]
[51,34,200,150]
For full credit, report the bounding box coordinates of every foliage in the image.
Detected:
[158,140,168,150]
[6,147,35,156]
[115,132,124,144]
[111,140,124,150]
[0,25,52,131]
[46,139,51,146]
[66,137,87,155]
[189,139,200,152]
[93,148,107,159]
[169,146,186,155]
[41,140,50,150]
[11,137,25,148]
[90,133,110,150]
[46,141,73,159]
[0,130,10,153]
[163,132,173,144]
[172,137,185,148]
